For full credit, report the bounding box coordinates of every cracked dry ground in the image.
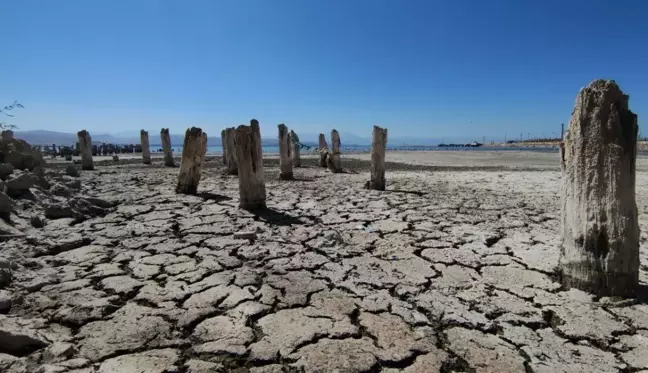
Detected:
[4,157,648,373]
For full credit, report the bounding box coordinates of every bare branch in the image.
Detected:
[0,101,24,130]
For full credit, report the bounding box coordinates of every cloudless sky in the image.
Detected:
[2,0,647,141]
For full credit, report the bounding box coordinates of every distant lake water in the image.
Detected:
[148,144,561,154]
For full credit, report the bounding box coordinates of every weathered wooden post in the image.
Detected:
[318,133,328,167]
[176,127,207,195]
[329,129,342,173]
[160,128,174,167]
[140,130,151,164]
[234,120,266,210]
[225,127,238,175]
[560,79,639,297]
[200,131,208,163]
[221,129,227,165]
[290,130,301,167]
[368,125,388,190]
[77,130,94,170]
[278,124,293,180]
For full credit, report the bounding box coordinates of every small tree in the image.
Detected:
[0,101,24,130]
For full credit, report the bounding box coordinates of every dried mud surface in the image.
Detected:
[3,154,648,373]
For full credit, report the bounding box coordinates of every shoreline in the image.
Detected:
[48,147,562,162]
[45,149,648,172]
[491,139,648,151]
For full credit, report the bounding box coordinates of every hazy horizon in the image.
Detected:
[12,128,542,146]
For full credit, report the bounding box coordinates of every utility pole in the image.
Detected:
[561,123,564,140]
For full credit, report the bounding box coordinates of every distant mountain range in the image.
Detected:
[13,130,472,147]
[12,130,229,147]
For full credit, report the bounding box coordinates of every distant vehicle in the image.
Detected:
[438,142,483,148]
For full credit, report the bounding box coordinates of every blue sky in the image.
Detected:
[2,0,647,141]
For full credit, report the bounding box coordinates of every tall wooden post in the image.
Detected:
[160,128,174,167]
[140,130,151,164]
[278,124,293,180]
[329,129,342,173]
[176,127,207,195]
[200,131,208,163]
[221,129,227,165]
[77,130,94,170]
[290,130,301,167]
[560,79,639,297]
[234,120,266,210]
[225,127,238,175]
[369,126,388,190]
[318,133,328,167]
